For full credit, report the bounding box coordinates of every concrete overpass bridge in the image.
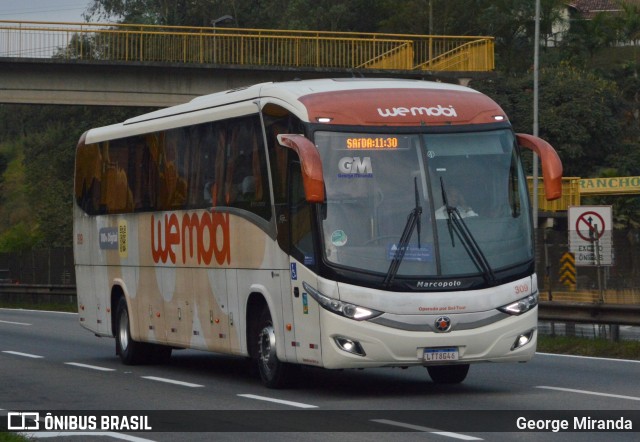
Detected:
[0,21,495,107]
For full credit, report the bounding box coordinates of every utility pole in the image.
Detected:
[533,0,540,229]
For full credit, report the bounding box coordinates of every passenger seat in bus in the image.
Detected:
[104,166,133,213]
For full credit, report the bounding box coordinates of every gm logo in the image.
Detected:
[8,412,40,430]
[338,157,372,177]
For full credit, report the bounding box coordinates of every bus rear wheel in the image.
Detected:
[427,364,470,384]
[256,308,291,388]
[115,297,171,364]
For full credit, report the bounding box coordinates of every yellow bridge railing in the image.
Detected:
[528,177,582,212]
[0,20,494,72]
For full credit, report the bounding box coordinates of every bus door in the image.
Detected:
[289,260,322,366]
[288,161,322,366]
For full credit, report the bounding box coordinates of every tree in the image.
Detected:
[376,0,479,36]
[616,3,640,141]
[618,1,640,46]
[86,0,389,31]
[0,105,148,249]
[473,0,566,73]
[474,66,626,178]
[21,123,75,247]
[2,0,636,245]
[583,168,640,229]
[561,11,619,64]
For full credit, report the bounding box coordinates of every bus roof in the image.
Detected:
[84,78,508,144]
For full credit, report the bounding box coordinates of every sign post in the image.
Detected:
[568,206,613,302]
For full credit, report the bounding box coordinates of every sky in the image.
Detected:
[0,0,92,23]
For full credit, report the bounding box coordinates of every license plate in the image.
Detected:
[423,347,459,362]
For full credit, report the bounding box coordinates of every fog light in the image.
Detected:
[334,336,366,356]
[511,330,535,351]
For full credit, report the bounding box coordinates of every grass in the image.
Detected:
[0,433,29,442]
[0,302,77,313]
[537,334,640,361]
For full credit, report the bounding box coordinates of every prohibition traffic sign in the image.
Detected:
[575,211,605,242]
[568,206,613,266]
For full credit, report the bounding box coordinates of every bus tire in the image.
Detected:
[427,364,470,384]
[115,297,148,365]
[256,307,290,388]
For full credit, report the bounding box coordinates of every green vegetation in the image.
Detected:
[0,432,29,442]
[0,106,148,250]
[537,334,640,360]
[0,0,639,246]
[0,300,77,313]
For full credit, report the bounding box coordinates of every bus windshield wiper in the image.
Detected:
[441,177,456,247]
[383,177,422,287]
[440,179,496,285]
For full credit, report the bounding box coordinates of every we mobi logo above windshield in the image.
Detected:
[377,105,457,118]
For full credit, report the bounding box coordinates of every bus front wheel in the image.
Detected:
[426,364,470,384]
[256,308,291,388]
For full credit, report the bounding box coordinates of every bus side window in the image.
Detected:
[212,122,227,207]
[222,116,271,220]
[289,160,315,265]
[196,124,217,207]
[75,142,102,214]
[102,140,134,214]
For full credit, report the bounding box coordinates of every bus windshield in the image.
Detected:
[315,129,533,280]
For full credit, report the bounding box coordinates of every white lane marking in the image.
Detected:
[372,419,482,440]
[2,350,44,359]
[22,432,156,441]
[238,394,318,409]
[65,362,116,372]
[0,319,31,326]
[141,376,203,388]
[537,386,640,401]
[537,352,640,364]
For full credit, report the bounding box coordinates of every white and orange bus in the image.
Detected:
[74,78,562,388]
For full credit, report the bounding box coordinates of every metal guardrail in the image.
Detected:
[0,284,76,307]
[539,301,640,326]
[0,20,495,72]
[0,283,75,295]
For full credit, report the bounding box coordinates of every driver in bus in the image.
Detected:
[435,185,478,219]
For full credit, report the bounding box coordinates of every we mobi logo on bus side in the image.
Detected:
[338,156,373,178]
[377,105,457,118]
[151,211,230,266]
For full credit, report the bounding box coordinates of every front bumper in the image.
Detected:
[318,306,538,369]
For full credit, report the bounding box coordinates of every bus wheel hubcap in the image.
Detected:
[119,310,129,351]
[258,325,277,373]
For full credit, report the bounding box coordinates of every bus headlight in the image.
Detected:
[498,292,538,316]
[302,282,382,321]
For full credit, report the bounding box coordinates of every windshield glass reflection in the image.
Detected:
[314,129,532,280]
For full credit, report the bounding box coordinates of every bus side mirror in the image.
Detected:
[277,134,325,203]
[516,133,563,201]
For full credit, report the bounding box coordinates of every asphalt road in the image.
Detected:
[1,308,639,441]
